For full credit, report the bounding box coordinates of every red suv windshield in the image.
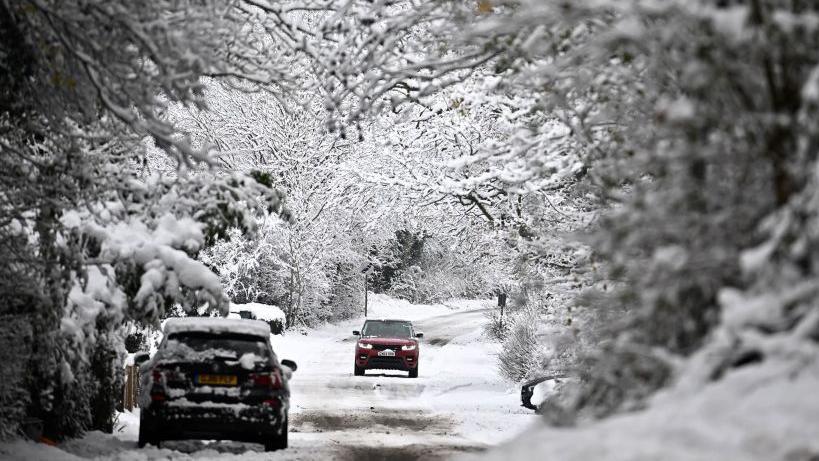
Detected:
[362,321,412,338]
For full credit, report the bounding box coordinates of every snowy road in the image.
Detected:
[4,296,536,460]
[271,297,531,460]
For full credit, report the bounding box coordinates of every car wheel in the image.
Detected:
[279,417,289,449]
[265,416,288,451]
[354,364,365,376]
[409,365,418,378]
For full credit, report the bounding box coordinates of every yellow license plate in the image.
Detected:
[197,374,238,386]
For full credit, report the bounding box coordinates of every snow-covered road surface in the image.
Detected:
[271,296,532,460]
[2,295,536,460]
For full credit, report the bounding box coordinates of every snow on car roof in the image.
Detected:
[163,317,271,338]
[367,318,412,323]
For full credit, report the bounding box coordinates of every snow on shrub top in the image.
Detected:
[229,302,286,324]
[163,317,271,338]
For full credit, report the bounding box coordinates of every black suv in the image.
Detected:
[138,318,297,451]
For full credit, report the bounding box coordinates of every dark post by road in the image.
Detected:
[498,292,506,328]
[364,274,368,317]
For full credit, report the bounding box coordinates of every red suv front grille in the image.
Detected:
[367,357,404,368]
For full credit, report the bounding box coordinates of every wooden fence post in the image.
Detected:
[123,365,138,411]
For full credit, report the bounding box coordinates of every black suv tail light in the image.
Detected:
[249,369,283,390]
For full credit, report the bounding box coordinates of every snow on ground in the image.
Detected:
[468,353,819,461]
[271,294,534,454]
[1,295,536,460]
[7,293,816,461]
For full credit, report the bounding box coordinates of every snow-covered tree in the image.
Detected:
[0,0,303,439]
[421,0,819,417]
[575,0,819,417]
[310,0,819,419]
[5,0,817,445]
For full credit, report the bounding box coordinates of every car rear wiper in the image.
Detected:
[214,354,239,361]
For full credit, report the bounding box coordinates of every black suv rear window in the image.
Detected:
[163,332,271,361]
[362,321,412,338]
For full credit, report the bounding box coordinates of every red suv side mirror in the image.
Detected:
[352,330,361,336]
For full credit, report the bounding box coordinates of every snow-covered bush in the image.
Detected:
[484,310,511,342]
[228,302,286,334]
[498,308,545,382]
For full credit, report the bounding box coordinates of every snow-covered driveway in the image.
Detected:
[3,296,536,460]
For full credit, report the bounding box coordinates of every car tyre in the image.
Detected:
[409,365,418,378]
[265,417,288,452]
[354,364,365,376]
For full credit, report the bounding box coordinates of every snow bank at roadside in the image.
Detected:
[0,440,83,461]
[473,358,819,461]
[0,410,142,461]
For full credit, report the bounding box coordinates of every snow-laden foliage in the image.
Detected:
[171,84,378,326]
[4,0,819,449]
[542,1,819,418]
[0,0,292,440]
[307,0,819,420]
[363,88,595,386]
[175,81,514,326]
[383,0,819,419]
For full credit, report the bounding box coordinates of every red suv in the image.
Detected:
[353,319,423,378]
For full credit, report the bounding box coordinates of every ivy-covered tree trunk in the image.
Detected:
[29,200,67,440]
[89,329,122,434]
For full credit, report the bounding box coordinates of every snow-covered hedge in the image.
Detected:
[229,302,286,334]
